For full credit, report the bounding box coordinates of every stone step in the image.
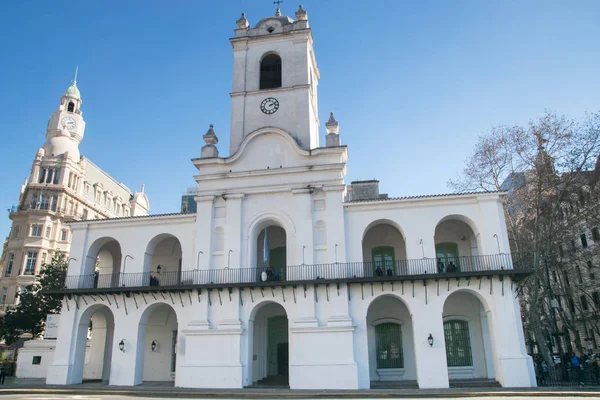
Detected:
[449,378,501,388]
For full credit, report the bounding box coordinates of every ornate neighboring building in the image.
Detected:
[0,73,150,314]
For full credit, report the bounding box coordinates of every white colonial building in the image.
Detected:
[46,6,536,390]
[0,72,149,315]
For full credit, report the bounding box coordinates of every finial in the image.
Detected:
[203,124,219,145]
[326,111,340,135]
[295,4,307,20]
[201,124,219,158]
[141,184,145,193]
[73,65,79,85]
[236,12,249,29]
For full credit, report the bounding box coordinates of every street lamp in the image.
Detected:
[428,334,434,347]
[118,339,125,352]
[151,340,157,352]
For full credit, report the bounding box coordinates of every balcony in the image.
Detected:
[11,203,83,220]
[52,254,533,295]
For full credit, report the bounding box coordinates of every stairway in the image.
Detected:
[247,375,290,388]
[370,380,419,389]
[449,378,501,388]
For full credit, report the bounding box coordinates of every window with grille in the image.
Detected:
[444,320,473,367]
[31,224,43,237]
[45,226,51,239]
[588,261,595,280]
[372,247,395,277]
[61,230,68,241]
[24,251,38,275]
[32,356,42,365]
[593,228,600,242]
[12,226,20,239]
[260,54,282,89]
[593,292,600,307]
[375,323,403,369]
[581,296,589,311]
[171,330,177,373]
[5,254,14,276]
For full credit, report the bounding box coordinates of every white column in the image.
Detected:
[109,312,144,386]
[46,299,81,384]
[224,194,244,270]
[194,195,214,276]
[292,189,313,276]
[323,186,347,264]
[411,294,449,389]
[488,279,536,387]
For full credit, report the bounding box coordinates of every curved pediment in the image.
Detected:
[226,127,310,170]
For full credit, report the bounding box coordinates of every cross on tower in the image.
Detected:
[273,0,283,6]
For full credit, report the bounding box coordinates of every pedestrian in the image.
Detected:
[0,365,5,384]
[571,352,584,387]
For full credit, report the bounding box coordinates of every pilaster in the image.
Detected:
[224,194,244,269]
[194,195,214,274]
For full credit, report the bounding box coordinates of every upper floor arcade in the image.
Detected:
[49,190,532,295]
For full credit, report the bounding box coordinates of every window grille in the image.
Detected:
[24,251,38,275]
[171,330,177,373]
[31,225,43,237]
[5,254,14,276]
[375,323,404,369]
[444,320,473,367]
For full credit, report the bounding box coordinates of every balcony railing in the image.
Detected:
[60,254,530,291]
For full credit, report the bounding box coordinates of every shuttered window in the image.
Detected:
[444,320,473,367]
[375,323,403,369]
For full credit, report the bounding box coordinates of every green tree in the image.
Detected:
[0,252,66,344]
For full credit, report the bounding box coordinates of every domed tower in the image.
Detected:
[43,67,86,159]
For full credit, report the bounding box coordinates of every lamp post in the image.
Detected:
[493,234,501,254]
[196,251,203,271]
[427,334,434,347]
[123,255,133,274]
[118,339,125,352]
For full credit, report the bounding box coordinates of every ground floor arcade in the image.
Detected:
[46,276,535,389]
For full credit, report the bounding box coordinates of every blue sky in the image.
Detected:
[1,1,599,238]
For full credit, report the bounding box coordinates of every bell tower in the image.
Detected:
[229,5,320,155]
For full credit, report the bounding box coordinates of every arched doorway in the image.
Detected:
[144,234,183,287]
[256,226,287,283]
[366,295,416,385]
[84,237,122,288]
[434,216,480,273]
[362,221,407,277]
[137,303,179,384]
[442,291,495,381]
[249,302,289,387]
[72,305,115,384]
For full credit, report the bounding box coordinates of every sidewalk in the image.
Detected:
[1,377,600,398]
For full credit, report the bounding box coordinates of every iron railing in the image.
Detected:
[536,364,600,387]
[62,254,526,290]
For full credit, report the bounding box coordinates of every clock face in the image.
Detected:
[260,97,279,114]
[61,116,76,130]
